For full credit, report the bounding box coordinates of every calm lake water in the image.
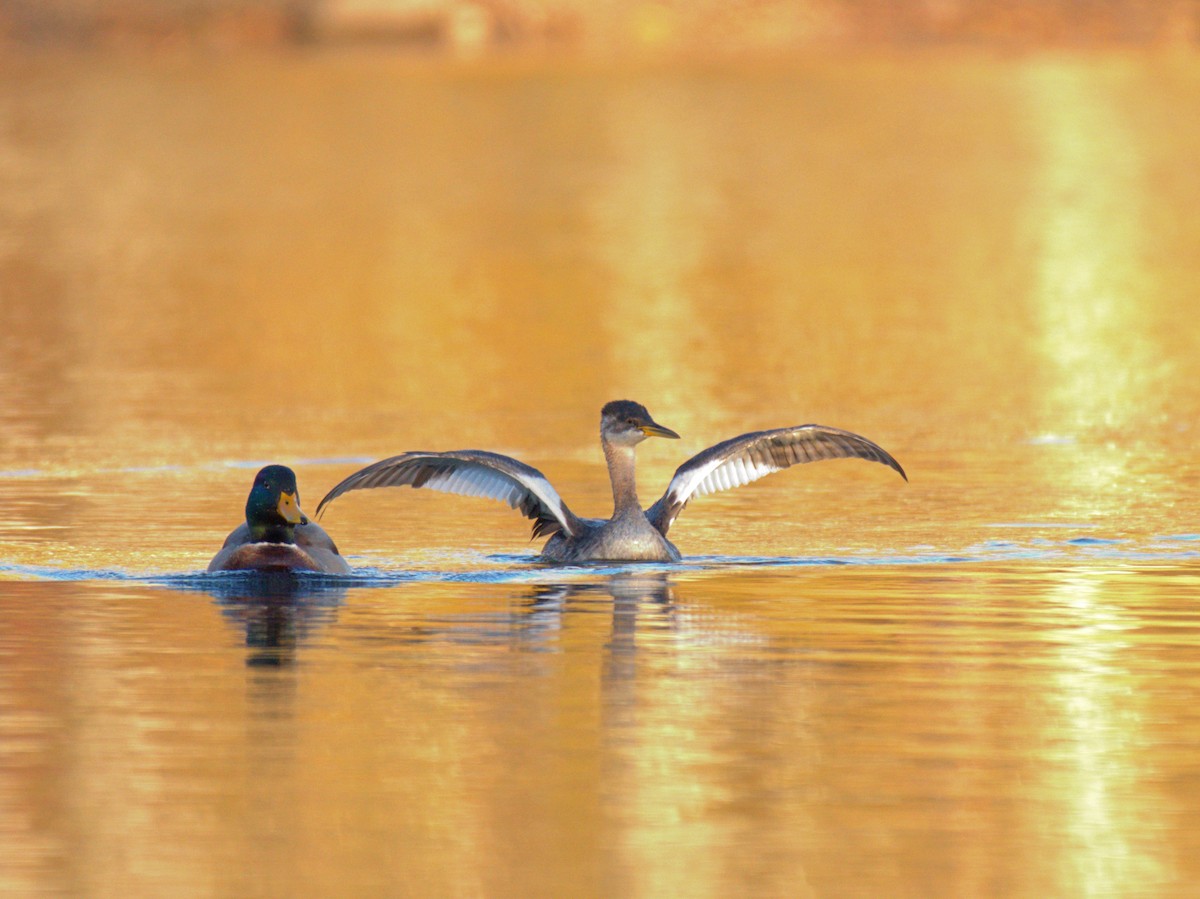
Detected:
[3,48,1200,897]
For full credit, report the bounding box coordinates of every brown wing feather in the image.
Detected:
[315,450,581,540]
[646,425,905,535]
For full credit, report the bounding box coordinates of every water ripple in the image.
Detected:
[1,533,1198,589]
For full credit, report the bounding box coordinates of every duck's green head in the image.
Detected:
[245,465,309,544]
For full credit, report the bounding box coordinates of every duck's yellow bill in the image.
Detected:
[277,491,308,525]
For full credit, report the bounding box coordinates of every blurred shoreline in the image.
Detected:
[0,1,1196,57]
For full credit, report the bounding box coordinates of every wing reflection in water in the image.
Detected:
[199,572,348,667]
[523,570,677,659]
[332,569,680,659]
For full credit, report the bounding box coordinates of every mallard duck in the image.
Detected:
[315,400,906,563]
[208,464,351,574]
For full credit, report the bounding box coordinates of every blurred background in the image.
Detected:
[1,0,1197,53]
[4,3,1200,898]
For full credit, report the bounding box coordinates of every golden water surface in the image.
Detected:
[2,49,1200,897]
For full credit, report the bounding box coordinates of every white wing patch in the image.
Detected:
[521,476,568,522]
[692,455,779,498]
[425,466,553,513]
[426,466,509,501]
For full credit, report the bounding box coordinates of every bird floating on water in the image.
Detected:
[209,464,351,574]
[315,401,906,563]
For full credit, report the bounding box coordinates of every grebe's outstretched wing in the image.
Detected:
[315,450,582,540]
[646,425,906,535]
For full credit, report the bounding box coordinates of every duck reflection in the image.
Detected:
[194,568,687,667]
[202,572,348,667]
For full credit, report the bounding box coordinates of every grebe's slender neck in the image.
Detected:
[602,436,641,516]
